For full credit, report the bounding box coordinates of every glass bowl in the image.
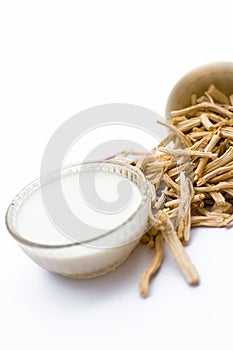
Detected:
[5,162,151,278]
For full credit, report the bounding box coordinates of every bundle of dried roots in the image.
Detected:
[111,84,233,297]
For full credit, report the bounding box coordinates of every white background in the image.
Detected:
[1,0,233,349]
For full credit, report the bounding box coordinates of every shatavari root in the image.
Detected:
[112,84,233,297]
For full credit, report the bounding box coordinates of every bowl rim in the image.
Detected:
[5,160,150,249]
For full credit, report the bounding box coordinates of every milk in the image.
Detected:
[16,170,147,277]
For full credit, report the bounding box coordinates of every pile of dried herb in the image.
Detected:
[113,84,233,297]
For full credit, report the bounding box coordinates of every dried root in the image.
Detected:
[111,84,233,298]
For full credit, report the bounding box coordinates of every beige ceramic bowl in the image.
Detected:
[166,61,233,116]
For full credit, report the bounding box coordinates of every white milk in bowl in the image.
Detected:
[6,162,150,278]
